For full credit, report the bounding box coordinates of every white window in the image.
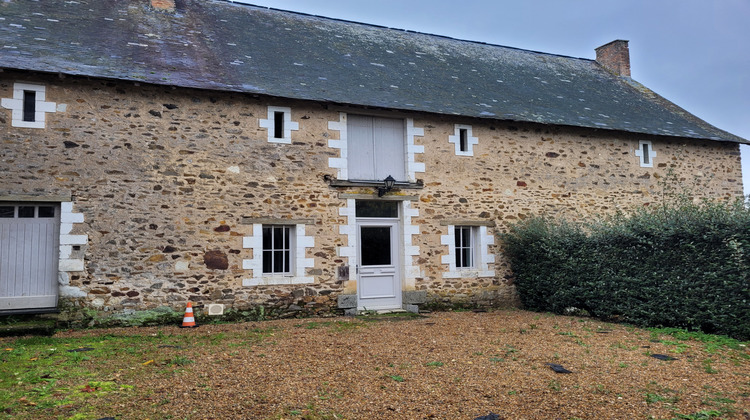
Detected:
[347,114,406,181]
[454,226,475,268]
[635,140,656,168]
[262,225,292,275]
[242,223,314,286]
[448,124,478,156]
[441,224,495,278]
[1,83,57,128]
[259,106,298,144]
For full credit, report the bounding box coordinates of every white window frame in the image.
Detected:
[1,83,57,128]
[242,223,314,286]
[441,224,495,278]
[259,106,299,144]
[262,225,293,276]
[635,140,656,168]
[454,226,475,268]
[448,124,478,156]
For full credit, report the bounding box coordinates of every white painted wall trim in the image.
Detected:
[328,112,348,180]
[401,200,421,288]
[337,198,357,281]
[259,106,299,144]
[58,201,88,298]
[242,223,315,286]
[448,124,479,156]
[441,225,495,278]
[1,83,56,128]
[405,118,425,182]
[635,140,656,168]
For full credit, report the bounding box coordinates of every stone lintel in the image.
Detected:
[240,217,315,225]
[439,220,495,227]
[338,193,419,201]
[0,192,73,202]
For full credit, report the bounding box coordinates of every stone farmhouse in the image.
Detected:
[0,0,745,317]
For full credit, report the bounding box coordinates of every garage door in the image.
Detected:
[0,203,60,311]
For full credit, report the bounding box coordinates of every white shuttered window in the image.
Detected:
[347,115,406,181]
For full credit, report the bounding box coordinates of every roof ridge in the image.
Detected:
[221,0,595,62]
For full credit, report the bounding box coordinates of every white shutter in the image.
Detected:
[347,115,376,180]
[373,117,406,181]
[347,115,405,181]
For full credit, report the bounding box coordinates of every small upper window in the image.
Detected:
[459,128,468,152]
[260,106,298,144]
[449,124,478,156]
[355,200,399,218]
[0,83,56,128]
[273,111,284,139]
[18,206,36,218]
[23,90,36,122]
[0,206,14,218]
[635,140,656,168]
[38,206,56,218]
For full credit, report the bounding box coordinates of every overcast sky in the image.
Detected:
[234,0,750,195]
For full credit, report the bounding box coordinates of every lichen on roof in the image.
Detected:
[0,0,744,143]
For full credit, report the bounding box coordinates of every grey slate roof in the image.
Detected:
[0,0,745,143]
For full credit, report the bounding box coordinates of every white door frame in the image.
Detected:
[356,217,402,310]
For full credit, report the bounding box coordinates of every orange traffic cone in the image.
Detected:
[179,302,198,328]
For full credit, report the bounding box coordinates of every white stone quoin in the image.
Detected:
[58,202,88,297]
[1,82,57,128]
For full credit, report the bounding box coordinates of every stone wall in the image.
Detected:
[0,71,743,315]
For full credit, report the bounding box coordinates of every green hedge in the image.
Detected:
[500,200,750,340]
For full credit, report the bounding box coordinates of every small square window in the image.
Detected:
[18,206,35,218]
[0,206,14,218]
[262,225,292,275]
[38,206,56,218]
[455,226,475,268]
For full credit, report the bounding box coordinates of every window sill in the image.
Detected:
[443,270,495,279]
[243,276,314,287]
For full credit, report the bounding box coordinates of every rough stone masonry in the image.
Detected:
[0,71,743,316]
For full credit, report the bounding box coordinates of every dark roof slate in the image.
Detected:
[0,0,745,143]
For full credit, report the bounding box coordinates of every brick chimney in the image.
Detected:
[595,40,631,77]
[151,0,175,11]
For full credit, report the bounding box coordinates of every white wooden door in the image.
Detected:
[0,203,60,311]
[357,219,401,310]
